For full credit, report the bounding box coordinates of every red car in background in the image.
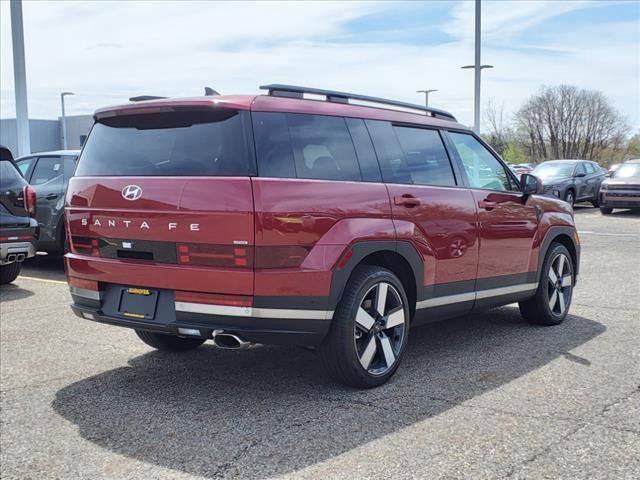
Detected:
[65,85,580,387]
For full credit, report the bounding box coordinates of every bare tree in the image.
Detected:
[515,85,629,162]
[483,100,510,155]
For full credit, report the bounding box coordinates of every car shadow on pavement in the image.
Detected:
[20,254,66,282]
[0,283,35,302]
[52,307,604,479]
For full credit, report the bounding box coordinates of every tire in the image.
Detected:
[591,199,599,208]
[564,190,575,207]
[0,262,21,284]
[319,265,410,388]
[135,330,205,351]
[600,207,613,215]
[519,243,574,326]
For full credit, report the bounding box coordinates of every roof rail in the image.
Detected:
[259,84,457,121]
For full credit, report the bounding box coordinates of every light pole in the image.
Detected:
[10,0,30,156]
[60,92,74,149]
[461,0,493,134]
[416,89,438,108]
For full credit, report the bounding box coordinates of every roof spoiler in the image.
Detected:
[129,95,168,102]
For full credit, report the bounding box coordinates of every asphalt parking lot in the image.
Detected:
[1,207,639,480]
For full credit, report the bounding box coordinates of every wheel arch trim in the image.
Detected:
[536,226,580,284]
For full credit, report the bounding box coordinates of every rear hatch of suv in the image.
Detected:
[65,103,256,301]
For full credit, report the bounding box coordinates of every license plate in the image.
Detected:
[118,287,159,320]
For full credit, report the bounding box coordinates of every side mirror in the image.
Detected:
[575,172,586,178]
[521,173,543,195]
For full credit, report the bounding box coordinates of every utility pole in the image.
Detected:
[10,0,30,156]
[60,92,74,149]
[461,0,493,134]
[416,89,438,108]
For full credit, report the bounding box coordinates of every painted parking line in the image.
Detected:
[17,276,67,285]
[579,230,640,237]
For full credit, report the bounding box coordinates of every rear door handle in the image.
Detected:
[394,194,421,208]
[478,200,497,211]
[45,193,59,200]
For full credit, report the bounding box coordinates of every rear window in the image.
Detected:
[75,110,255,176]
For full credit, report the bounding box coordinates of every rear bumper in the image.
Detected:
[70,286,332,346]
[0,240,36,265]
[599,191,640,209]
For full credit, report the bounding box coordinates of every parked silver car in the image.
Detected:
[599,159,640,214]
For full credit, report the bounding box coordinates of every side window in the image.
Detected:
[365,120,410,184]
[31,157,64,186]
[63,156,77,181]
[17,158,35,177]
[286,114,361,182]
[583,163,594,174]
[392,126,456,186]
[253,112,361,181]
[448,132,515,191]
[253,112,296,178]
[575,163,586,176]
[345,118,381,182]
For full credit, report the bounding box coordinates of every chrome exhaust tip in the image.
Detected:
[6,254,16,263]
[212,330,252,350]
[16,253,25,262]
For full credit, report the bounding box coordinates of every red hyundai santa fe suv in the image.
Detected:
[65,84,580,388]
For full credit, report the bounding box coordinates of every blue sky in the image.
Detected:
[1,0,638,131]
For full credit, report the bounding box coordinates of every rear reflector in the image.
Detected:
[176,243,253,268]
[0,235,34,241]
[254,246,311,269]
[68,277,99,291]
[178,328,201,337]
[175,290,252,307]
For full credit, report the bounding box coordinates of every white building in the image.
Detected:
[0,114,93,156]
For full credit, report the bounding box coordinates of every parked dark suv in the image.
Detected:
[65,85,580,387]
[532,159,606,207]
[0,146,38,284]
[16,150,80,253]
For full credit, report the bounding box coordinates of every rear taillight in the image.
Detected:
[23,185,36,216]
[177,243,253,268]
[254,246,311,269]
[70,236,100,257]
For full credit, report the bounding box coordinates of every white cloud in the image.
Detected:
[1,0,638,132]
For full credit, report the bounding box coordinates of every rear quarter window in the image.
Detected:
[253,112,362,182]
[0,160,24,186]
[75,110,255,176]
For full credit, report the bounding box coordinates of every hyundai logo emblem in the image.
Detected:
[122,185,143,201]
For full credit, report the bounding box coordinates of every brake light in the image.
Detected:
[177,243,253,268]
[23,185,36,216]
[254,246,311,269]
[70,236,100,257]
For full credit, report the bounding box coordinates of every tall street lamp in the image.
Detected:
[416,89,438,108]
[10,0,30,156]
[60,92,74,149]
[461,0,493,134]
